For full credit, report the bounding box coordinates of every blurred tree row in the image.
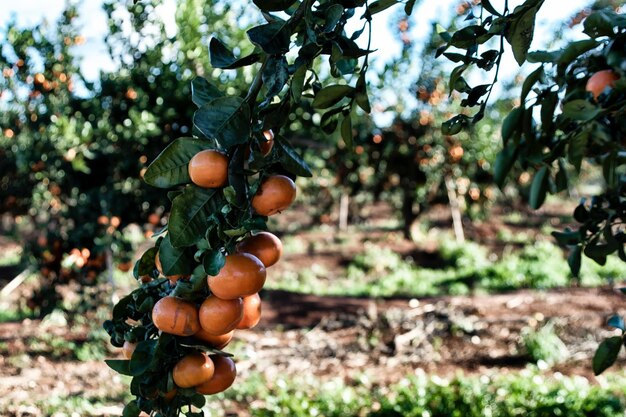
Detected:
[0,0,610,313]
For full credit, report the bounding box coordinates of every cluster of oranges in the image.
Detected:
[121,130,296,399]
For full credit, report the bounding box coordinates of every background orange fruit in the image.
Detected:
[586,69,619,100]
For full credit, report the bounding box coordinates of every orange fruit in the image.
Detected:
[586,69,619,100]
[152,296,200,336]
[117,261,132,272]
[194,329,234,350]
[162,389,177,402]
[251,175,297,216]
[195,355,237,395]
[237,293,262,330]
[173,352,215,388]
[122,341,137,359]
[236,231,282,267]
[199,295,244,336]
[208,253,266,300]
[188,150,229,188]
[260,130,274,156]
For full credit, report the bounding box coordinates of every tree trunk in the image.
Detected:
[445,176,465,243]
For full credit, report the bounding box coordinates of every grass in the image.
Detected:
[5,367,625,416]
[267,238,623,298]
[197,368,626,417]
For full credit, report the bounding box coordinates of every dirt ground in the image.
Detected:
[1,201,625,416]
[1,286,625,416]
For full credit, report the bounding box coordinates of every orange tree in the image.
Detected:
[437,1,625,373]
[101,0,391,415]
[0,0,258,314]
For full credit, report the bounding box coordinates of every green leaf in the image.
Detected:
[481,0,502,16]
[527,50,561,63]
[608,315,625,332]
[404,0,417,15]
[323,4,344,32]
[593,336,623,375]
[247,22,291,55]
[129,340,157,376]
[173,265,207,297]
[441,114,470,135]
[275,135,313,177]
[529,166,549,209]
[568,245,582,277]
[341,114,353,148]
[505,1,544,66]
[312,85,354,109]
[557,39,600,75]
[169,187,221,247]
[568,129,589,172]
[290,64,307,101]
[191,77,223,108]
[583,9,618,38]
[158,235,194,276]
[135,247,158,278]
[105,359,132,376]
[450,25,488,49]
[521,66,543,101]
[203,250,225,276]
[554,159,568,192]
[252,0,296,11]
[501,107,523,144]
[263,55,289,101]
[368,0,399,15]
[561,100,601,122]
[493,143,517,188]
[144,138,211,188]
[193,97,251,148]
[355,71,371,113]
[552,229,580,246]
[122,401,141,417]
[209,38,261,70]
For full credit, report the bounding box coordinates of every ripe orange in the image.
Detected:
[195,355,237,395]
[122,341,137,359]
[586,69,620,100]
[194,329,234,350]
[188,150,229,188]
[152,296,200,336]
[208,253,266,300]
[173,352,215,388]
[237,293,262,330]
[199,295,244,336]
[236,231,282,267]
[251,175,297,216]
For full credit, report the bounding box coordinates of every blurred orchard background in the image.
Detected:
[0,0,625,416]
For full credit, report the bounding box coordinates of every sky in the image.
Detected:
[0,0,593,120]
